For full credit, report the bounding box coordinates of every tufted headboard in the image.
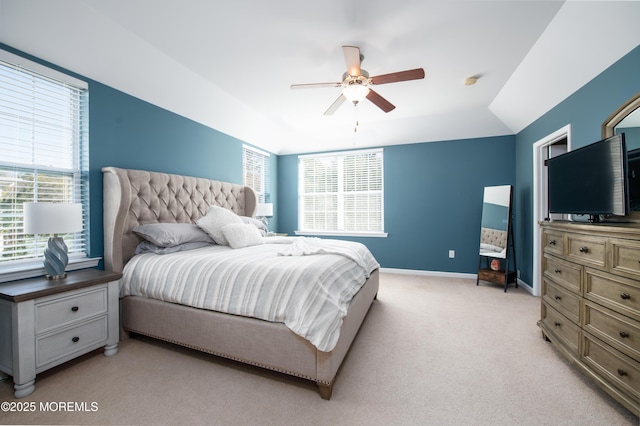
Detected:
[102,167,257,273]
[480,227,507,250]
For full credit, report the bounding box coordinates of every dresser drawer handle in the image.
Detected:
[554,269,562,274]
[620,293,631,300]
[554,322,561,327]
[620,331,630,338]
[554,295,562,301]
[71,306,79,312]
[548,240,556,246]
[71,336,80,343]
[617,369,628,377]
[579,246,589,253]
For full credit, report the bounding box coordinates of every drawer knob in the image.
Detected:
[554,295,562,301]
[620,293,631,300]
[72,336,79,343]
[71,306,79,312]
[617,369,628,377]
[579,246,589,253]
[549,240,556,246]
[620,331,630,338]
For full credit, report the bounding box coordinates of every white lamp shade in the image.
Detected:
[342,84,370,103]
[24,202,83,235]
[256,203,273,217]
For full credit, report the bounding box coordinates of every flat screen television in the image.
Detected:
[547,133,628,222]
[628,147,640,211]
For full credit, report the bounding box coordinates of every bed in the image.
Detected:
[102,166,379,399]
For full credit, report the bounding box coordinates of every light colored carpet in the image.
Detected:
[1,272,637,425]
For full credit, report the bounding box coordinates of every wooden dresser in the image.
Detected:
[539,221,640,416]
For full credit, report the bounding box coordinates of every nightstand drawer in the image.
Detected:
[583,301,640,360]
[541,303,580,355]
[583,334,640,401]
[543,254,582,294]
[566,234,606,268]
[36,316,108,369]
[35,287,107,333]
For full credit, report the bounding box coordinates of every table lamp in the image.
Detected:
[255,202,273,231]
[23,202,83,280]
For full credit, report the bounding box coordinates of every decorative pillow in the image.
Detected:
[135,241,211,255]
[196,205,243,245]
[240,216,268,236]
[133,223,214,247]
[222,223,264,249]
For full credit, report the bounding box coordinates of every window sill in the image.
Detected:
[294,230,388,238]
[0,257,101,283]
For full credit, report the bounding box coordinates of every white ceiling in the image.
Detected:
[1,1,639,155]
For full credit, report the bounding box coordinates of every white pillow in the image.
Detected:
[196,205,243,245]
[222,223,264,249]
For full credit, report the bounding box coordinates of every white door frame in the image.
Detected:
[532,124,572,297]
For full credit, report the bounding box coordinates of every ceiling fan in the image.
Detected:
[291,45,425,115]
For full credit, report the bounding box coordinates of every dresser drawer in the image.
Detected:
[543,230,564,257]
[611,238,640,280]
[584,301,640,360]
[566,234,606,268]
[585,267,640,322]
[35,287,107,333]
[35,316,108,369]
[543,254,582,294]
[541,303,581,355]
[543,278,581,324]
[583,334,640,402]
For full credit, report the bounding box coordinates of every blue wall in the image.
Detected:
[278,136,516,273]
[7,39,638,283]
[1,44,276,265]
[514,44,640,288]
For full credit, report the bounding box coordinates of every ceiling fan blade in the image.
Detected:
[291,82,342,89]
[324,94,347,115]
[366,89,395,113]
[370,68,425,85]
[342,45,361,76]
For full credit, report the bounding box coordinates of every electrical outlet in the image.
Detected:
[517,270,521,279]
[449,250,455,258]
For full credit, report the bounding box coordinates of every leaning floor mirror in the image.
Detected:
[477,185,518,292]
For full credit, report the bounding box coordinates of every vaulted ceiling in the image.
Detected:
[1,1,639,154]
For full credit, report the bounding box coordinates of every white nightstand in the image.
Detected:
[0,269,121,398]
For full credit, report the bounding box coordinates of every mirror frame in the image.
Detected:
[479,185,512,259]
[602,91,640,221]
[602,91,640,138]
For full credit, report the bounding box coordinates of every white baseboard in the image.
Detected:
[380,267,536,296]
[380,267,476,280]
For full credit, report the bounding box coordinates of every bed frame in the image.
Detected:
[102,167,379,399]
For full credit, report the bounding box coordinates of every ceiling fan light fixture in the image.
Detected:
[342,83,370,103]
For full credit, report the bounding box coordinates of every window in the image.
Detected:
[298,148,385,236]
[243,145,270,203]
[0,50,89,276]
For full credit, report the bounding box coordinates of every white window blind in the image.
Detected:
[299,148,384,234]
[243,145,270,203]
[0,50,89,269]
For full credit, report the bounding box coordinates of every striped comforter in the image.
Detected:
[120,237,379,352]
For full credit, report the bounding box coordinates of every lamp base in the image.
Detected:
[45,273,67,280]
[43,236,69,279]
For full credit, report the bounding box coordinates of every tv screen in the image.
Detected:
[548,133,628,219]
[628,148,640,211]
